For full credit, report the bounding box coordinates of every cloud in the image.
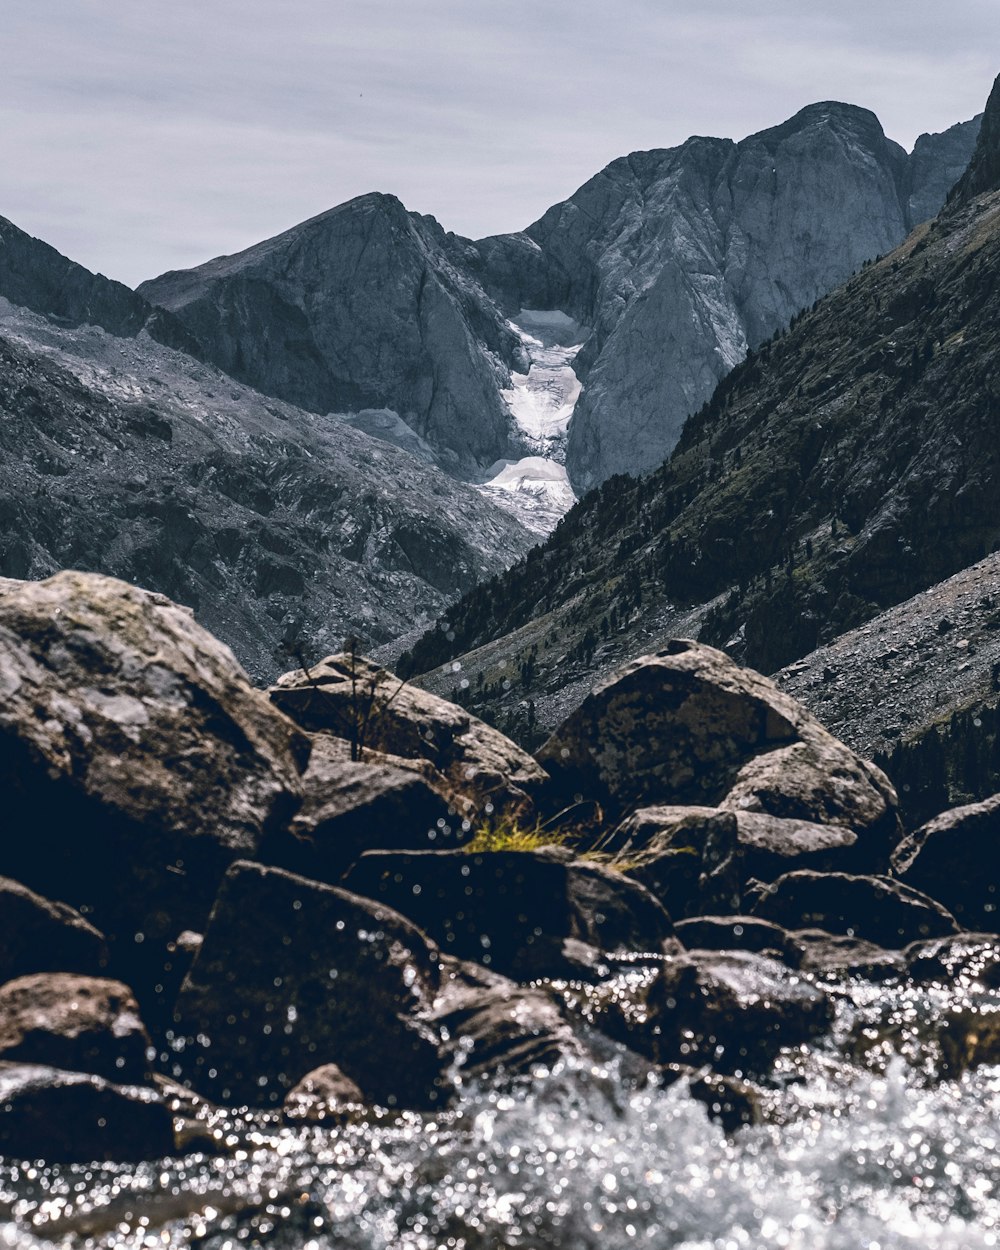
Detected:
[1,0,994,285]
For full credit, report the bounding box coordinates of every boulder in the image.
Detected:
[891,795,1000,932]
[0,571,309,951]
[674,915,792,959]
[173,861,445,1109]
[577,951,833,1076]
[732,811,869,879]
[283,1064,367,1126]
[752,871,960,948]
[0,1062,176,1163]
[429,958,581,1084]
[260,733,456,883]
[270,653,548,819]
[343,847,679,981]
[0,876,108,982]
[658,1064,769,1132]
[536,642,901,854]
[785,930,906,980]
[0,974,152,1084]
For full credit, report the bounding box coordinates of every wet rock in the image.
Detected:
[905,934,1000,986]
[261,733,455,882]
[752,870,959,948]
[430,957,581,1084]
[536,643,901,856]
[283,1063,367,1126]
[173,861,444,1109]
[0,1062,176,1163]
[578,951,833,1076]
[0,974,153,1084]
[343,847,679,981]
[674,915,792,959]
[785,930,906,980]
[0,876,108,982]
[891,794,1000,931]
[0,571,309,952]
[271,653,547,819]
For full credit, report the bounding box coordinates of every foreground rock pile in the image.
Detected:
[0,571,997,1161]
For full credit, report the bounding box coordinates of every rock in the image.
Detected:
[0,571,309,956]
[732,811,868,878]
[674,915,792,959]
[607,806,741,920]
[0,974,153,1084]
[752,870,959,948]
[0,876,108,982]
[270,652,548,819]
[173,861,445,1109]
[891,794,1000,932]
[947,71,1000,207]
[283,1064,367,1126]
[577,952,833,1076]
[261,732,455,882]
[538,643,901,854]
[905,934,1000,986]
[429,957,581,1084]
[139,192,521,476]
[785,930,906,980]
[0,1062,176,1163]
[342,847,679,981]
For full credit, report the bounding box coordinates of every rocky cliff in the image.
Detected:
[0,292,534,682]
[137,108,980,494]
[139,194,524,477]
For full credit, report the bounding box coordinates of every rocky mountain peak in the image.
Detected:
[948,72,1000,205]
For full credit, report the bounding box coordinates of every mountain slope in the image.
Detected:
[401,76,1000,745]
[0,295,534,682]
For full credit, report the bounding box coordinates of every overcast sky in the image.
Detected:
[1,1,996,287]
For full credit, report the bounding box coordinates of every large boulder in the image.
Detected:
[752,871,960,948]
[270,653,548,819]
[674,915,792,959]
[536,642,901,852]
[343,847,679,981]
[0,572,309,950]
[0,876,108,982]
[260,733,456,883]
[173,862,444,1109]
[891,795,1000,932]
[0,1062,176,1163]
[0,974,152,1084]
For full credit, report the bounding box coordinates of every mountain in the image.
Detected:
[0,227,535,681]
[399,74,1000,760]
[139,194,524,478]
[139,108,980,497]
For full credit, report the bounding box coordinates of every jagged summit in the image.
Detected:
[948,72,1000,205]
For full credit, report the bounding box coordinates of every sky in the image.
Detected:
[1,1,996,288]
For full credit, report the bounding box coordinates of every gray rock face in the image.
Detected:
[139,194,523,476]
[515,104,980,490]
[136,107,979,495]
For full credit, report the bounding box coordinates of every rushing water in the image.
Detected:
[5,977,1000,1248]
